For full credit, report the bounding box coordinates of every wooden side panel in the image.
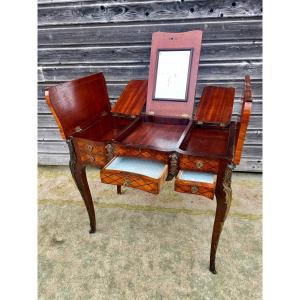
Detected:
[73,138,109,167]
[45,73,111,139]
[45,90,66,139]
[111,80,148,116]
[234,75,253,165]
[195,86,235,124]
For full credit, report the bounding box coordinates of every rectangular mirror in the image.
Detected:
[153,49,193,101]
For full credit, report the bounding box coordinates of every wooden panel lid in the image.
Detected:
[233,75,253,165]
[45,73,111,139]
[111,80,148,116]
[195,86,235,124]
[146,30,203,118]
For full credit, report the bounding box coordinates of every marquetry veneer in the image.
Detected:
[45,30,253,274]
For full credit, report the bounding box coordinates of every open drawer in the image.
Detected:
[175,170,217,200]
[100,156,168,194]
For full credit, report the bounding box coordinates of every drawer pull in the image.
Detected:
[88,155,95,162]
[196,161,204,169]
[123,178,131,187]
[87,144,93,152]
[191,186,199,194]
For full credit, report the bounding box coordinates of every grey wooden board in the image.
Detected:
[38,97,262,115]
[37,153,262,172]
[38,62,262,82]
[38,114,262,129]
[38,80,262,99]
[39,41,262,65]
[38,0,262,26]
[38,128,262,146]
[38,19,262,46]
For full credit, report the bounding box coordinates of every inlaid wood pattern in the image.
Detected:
[101,164,168,194]
[76,140,106,155]
[79,153,107,167]
[179,155,219,173]
[175,177,216,200]
[113,144,169,164]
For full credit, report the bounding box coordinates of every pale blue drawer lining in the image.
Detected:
[105,156,166,179]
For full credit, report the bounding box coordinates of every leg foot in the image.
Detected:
[89,226,96,234]
[117,185,122,194]
[209,262,217,274]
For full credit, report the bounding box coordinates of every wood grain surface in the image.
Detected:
[111,80,148,116]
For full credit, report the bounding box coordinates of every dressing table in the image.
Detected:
[45,30,253,274]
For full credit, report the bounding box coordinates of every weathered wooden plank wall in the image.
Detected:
[38,0,263,172]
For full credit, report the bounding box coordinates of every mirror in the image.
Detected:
[153,49,192,101]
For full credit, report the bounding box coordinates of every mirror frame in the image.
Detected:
[146,31,203,118]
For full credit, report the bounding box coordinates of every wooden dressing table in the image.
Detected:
[45,30,253,274]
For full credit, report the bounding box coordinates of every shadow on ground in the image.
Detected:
[38,166,262,300]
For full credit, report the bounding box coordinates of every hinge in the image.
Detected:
[181,113,190,118]
[148,111,155,115]
[74,126,82,133]
[196,121,227,127]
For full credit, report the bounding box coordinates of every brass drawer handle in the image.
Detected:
[196,161,204,169]
[87,144,93,152]
[88,155,95,162]
[191,186,199,194]
[124,178,131,187]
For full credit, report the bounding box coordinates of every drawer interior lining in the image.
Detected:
[179,170,215,183]
[106,156,165,179]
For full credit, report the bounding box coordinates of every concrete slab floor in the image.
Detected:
[38,166,262,300]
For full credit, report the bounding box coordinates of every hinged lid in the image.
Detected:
[146,31,203,118]
[194,86,235,126]
[45,73,111,139]
[111,80,148,116]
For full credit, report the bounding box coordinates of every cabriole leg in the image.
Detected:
[67,139,96,233]
[209,164,233,274]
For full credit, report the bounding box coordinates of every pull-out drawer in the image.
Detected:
[100,156,168,194]
[113,144,169,164]
[175,170,217,200]
[179,154,219,173]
